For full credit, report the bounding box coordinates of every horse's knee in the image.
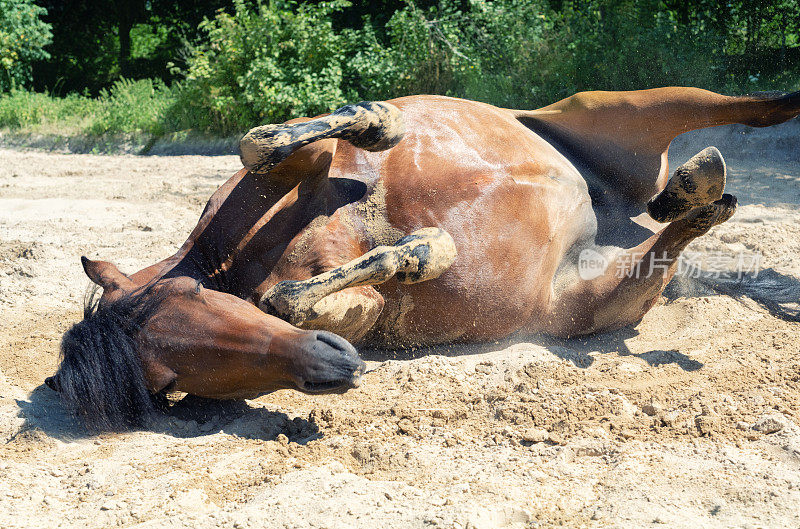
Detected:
[300,287,385,343]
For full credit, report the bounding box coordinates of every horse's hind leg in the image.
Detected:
[547,195,737,337]
[259,228,457,329]
[517,87,800,204]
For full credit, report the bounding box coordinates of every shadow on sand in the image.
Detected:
[14,386,321,443]
[665,267,800,323]
[361,324,703,372]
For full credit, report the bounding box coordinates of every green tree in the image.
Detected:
[172,0,353,133]
[0,0,51,91]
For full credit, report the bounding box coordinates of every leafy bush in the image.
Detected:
[553,0,725,93]
[172,0,352,134]
[172,0,561,132]
[0,0,52,91]
[164,0,800,134]
[2,0,798,143]
[0,79,173,135]
[343,0,563,109]
[358,3,462,97]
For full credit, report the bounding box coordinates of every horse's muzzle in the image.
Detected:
[298,331,365,394]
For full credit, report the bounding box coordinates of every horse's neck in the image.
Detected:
[130,252,201,285]
[129,239,225,291]
[138,168,317,297]
[158,243,230,290]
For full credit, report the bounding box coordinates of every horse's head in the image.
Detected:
[46,257,365,431]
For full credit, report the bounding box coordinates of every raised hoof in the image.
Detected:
[394,228,458,284]
[239,124,298,175]
[259,280,312,326]
[681,193,738,234]
[647,146,726,223]
[239,101,405,175]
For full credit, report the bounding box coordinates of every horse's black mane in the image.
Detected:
[53,282,170,432]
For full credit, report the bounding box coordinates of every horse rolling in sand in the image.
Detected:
[46,87,800,430]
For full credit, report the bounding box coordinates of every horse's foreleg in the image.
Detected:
[548,195,737,337]
[240,101,405,175]
[259,228,457,328]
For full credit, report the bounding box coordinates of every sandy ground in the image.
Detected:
[1,121,799,529]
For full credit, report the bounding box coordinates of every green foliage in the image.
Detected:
[0,0,52,91]
[173,0,352,134]
[32,0,231,94]
[364,3,462,96]
[0,89,95,129]
[341,0,578,108]
[2,0,799,141]
[173,0,565,132]
[384,0,566,107]
[129,23,172,60]
[348,0,800,110]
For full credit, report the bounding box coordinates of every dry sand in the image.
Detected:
[1,121,799,528]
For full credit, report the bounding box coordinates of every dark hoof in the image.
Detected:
[648,146,726,223]
[682,193,738,234]
[239,124,299,174]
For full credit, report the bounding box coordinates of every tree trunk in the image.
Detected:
[119,17,132,78]
[117,1,145,79]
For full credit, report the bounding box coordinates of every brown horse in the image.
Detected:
[47,87,800,430]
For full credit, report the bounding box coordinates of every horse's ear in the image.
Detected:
[81,256,134,291]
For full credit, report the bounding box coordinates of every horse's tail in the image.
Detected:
[46,288,161,431]
[669,267,800,322]
[239,101,405,175]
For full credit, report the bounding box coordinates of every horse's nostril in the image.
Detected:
[299,331,365,394]
[314,330,356,354]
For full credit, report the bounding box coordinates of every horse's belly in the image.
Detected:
[367,180,595,346]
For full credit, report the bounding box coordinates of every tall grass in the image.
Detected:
[0,90,97,131]
[0,79,174,136]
